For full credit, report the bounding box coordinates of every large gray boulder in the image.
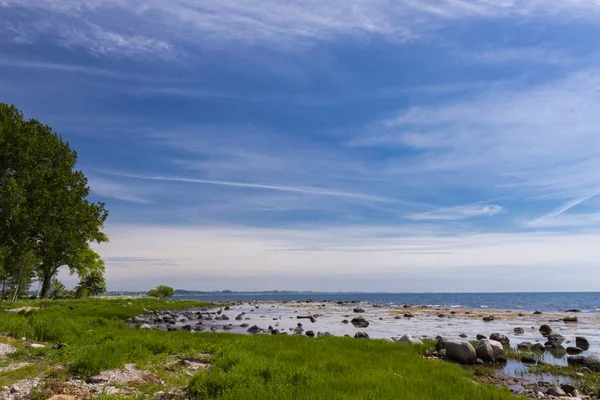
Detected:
[351,316,369,328]
[489,333,510,346]
[546,332,565,344]
[476,339,503,362]
[439,339,477,365]
[539,325,552,336]
[396,334,423,345]
[568,354,600,371]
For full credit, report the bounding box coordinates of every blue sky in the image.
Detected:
[2,0,600,292]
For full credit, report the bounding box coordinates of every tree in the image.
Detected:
[76,269,107,297]
[0,104,109,298]
[49,278,66,299]
[147,285,175,299]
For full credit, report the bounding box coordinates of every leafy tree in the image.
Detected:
[49,278,66,299]
[147,285,175,299]
[0,104,109,298]
[76,269,107,297]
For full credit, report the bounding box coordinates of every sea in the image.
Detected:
[172,291,600,313]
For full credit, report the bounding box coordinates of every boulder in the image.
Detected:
[513,327,524,335]
[353,308,365,313]
[476,334,486,340]
[240,323,249,328]
[521,355,537,364]
[567,347,583,355]
[546,386,566,397]
[576,336,590,351]
[531,343,545,352]
[563,316,578,323]
[317,332,332,337]
[565,309,581,313]
[517,342,533,350]
[539,325,552,336]
[533,311,542,315]
[342,319,349,324]
[459,333,468,338]
[439,339,477,365]
[354,332,369,339]
[489,333,509,346]
[396,334,423,345]
[546,332,565,344]
[305,330,315,338]
[482,316,495,322]
[404,313,415,318]
[247,325,262,334]
[140,324,153,330]
[475,340,495,362]
[351,316,369,328]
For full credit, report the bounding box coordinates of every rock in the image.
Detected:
[240,323,249,328]
[46,396,77,400]
[565,309,581,313]
[396,334,422,345]
[223,324,233,330]
[182,325,192,331]
[293,327,304,335]
[531,343,545,352]
[438,314,446,318]
[489,333,509,346]
[351,316,369,328]
[305,331,315,338]
[139,324,152,330]
[568,354,600,371]
[404,313,414,318]
[475,358,484,365]
[394,315,401,319]
[459,333,468,338]
[476,339,503,362]
[513,327,524,335]
[30,343,45,348]
[539,325,552,336]
[297,316,316,323]
[563,316,578,323]
[533,311,542,315]
[439,339,477,365]
[567,346,583,355]
[317,332,332,337]
[482,316,495,322]
[353,308,365,313]
[210,326,219,331]
[546,332,565,344]
[342,319,349,324]
[354,332,369,339]
[576,336,590,351]
[495,356,507,363]
[546,386,566,397]
[247,325,262,334]
[476,334,487,340]
[521,356,536,364]
[193,325,205,332]
[560,383,577,395]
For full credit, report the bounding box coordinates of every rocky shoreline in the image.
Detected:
[130,300,600,399]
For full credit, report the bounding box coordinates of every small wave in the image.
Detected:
[450,305,462,308]
[480,305,488,308]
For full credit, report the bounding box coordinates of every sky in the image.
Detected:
[2,0,600,292]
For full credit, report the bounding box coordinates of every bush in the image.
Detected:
[147,285,175,299]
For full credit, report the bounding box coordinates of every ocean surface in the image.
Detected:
[173,292,600,312]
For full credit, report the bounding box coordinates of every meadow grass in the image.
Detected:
[0,299,520,399]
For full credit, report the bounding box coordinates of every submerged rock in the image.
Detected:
[247,325,262,334]
[521,356,536,364]
[566,347,583,355]
[517,342,533,350]
[531,343,545,352]
[546,332,565,344]
[476,334,487,341]
[353,308,365,313]
[513,327,524,335]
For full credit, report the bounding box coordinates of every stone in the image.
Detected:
[521,356,536,364]
[531,343,545,352]
[567,346,583,355]
[565,309,581,313]
[139,324,152,330]
[539,325,552,336]
[546,332,565,344]
[495,356,507,363]
[353,308,365,313]
[439,339,477,365]
[317,332,332,337]
[351,316,369,328]
[305,330,315,338]
[476,334,487,340]
[533,311,542,315]
[546,386,566,397]
[342,320,349,324]
[560,383,577,395]
[354,332,369,339]
[489,333,509,346]
[30,343,45,348]
[182,325,192,331]
[459,333,468,338]
[576,336,590,351]
[567,354,600,371]
[563,316,578,323]
[240,323,249,328]
[223,324,233,330]
[396,334,423,345]
[475,340,495,362]
[517,342,533,350]
[247,325,262,334]
[404,313,415,318]
[482,316,495,322]
[513,327,524,335]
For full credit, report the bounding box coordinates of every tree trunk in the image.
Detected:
[39,268,54,298]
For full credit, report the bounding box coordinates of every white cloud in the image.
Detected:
[407,203,503,221]
[89,176,150,203]
[95,223,600,291]
[3,0,600,57]
[357,70,600,202]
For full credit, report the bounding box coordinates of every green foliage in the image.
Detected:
[76,269,107,297]
[0,299,518,400]
[49,278,66,299]
[147,285,175,299]
[0,103,109,298]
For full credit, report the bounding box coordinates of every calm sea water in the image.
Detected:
[173,292,600,312]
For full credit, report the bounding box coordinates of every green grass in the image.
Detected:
[0,299,520,400]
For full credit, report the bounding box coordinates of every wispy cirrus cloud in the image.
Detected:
[3,0,600,58]
[88,176,151,204]
[407,203,503,221]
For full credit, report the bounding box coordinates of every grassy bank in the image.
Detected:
[0,299,518,399]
